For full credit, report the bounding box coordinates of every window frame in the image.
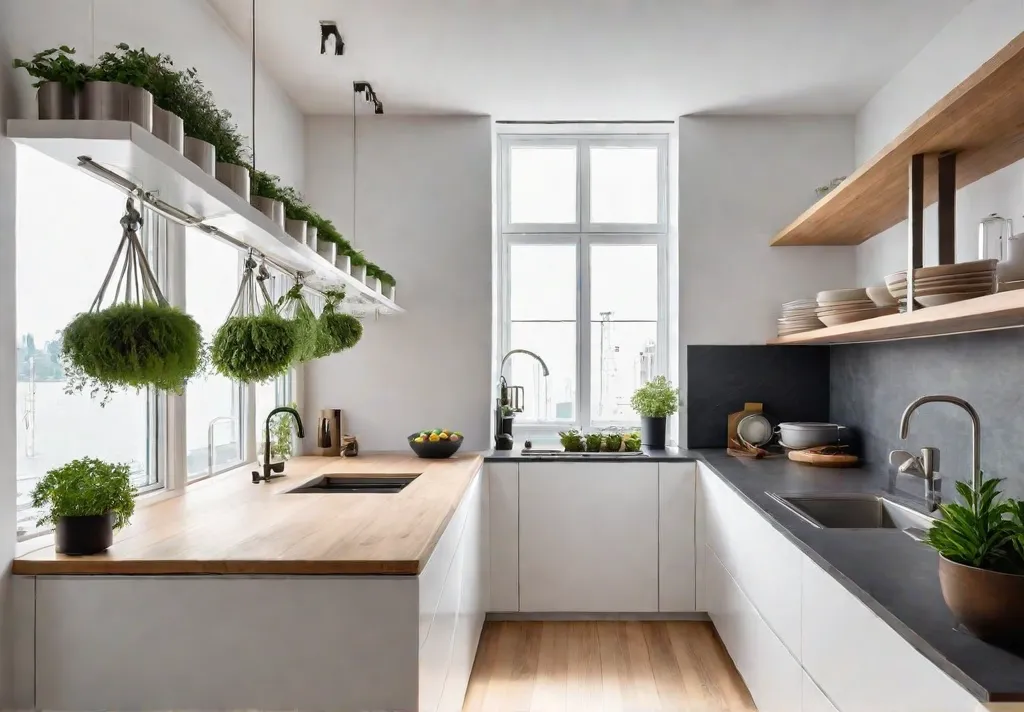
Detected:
[498,133,670,437]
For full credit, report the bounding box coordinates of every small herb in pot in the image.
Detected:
[604,432,623,452]
[585,432,603,452]
[630,376,679,418]
[623,432,642,452]
[12,46,91,89]
[559,429,584,452]
[30,457,137,530]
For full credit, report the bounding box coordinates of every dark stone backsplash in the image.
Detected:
[830,329,1024,499]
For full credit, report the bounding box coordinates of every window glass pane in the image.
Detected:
[591,321,658,422]
[508,322,575,422]
[510,244,576,321]
[16,149,153,538]
[589,146,659,224]
[509,145,577,224]
[590,244,658,320]
[185,231,241,478]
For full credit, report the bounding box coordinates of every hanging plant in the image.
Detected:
[313,289,363,358]
[61,199,205,405]
[210,257,298,383]
[276,282,319,363]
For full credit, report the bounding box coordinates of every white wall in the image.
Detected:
[303,116,492,452]
[854,0,1024,285]
[2,0,304,187]
[678,115,857,446]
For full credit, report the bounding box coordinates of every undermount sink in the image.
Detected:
[287,475,418,494]
[767,492,937,532]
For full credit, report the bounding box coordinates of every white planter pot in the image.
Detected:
[80,81,153,131]
[317,240,337,264]
[250,196,285,229]
[349,264,367,283]
[305,226,318,252]
[215,163,250,199]
[335,254,351,273]
[285,219,307,243]
[152,107,184,152]
[382,284,396,301]
[184,137,216,175]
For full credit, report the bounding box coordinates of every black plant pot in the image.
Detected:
[640,416,667,450]
[56,513,114,556]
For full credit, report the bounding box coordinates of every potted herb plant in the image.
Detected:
[605,432,623,453]
[30,457,137,555]
[925,476,1024,646]
[585,432,604,453]
[81,43,156,131]
[559,430,584,453]
[623,432,642,452]
[630,376,679,450]
[12,45,91,119]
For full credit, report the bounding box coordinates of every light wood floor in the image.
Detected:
[462,621,756,712]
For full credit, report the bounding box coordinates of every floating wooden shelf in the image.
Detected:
[7,119,403,314]
[769,290,1024,345]
[772,31,1024,247]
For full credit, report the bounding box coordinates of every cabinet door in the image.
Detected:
[519,462,659,612]
[659,462,697,611]
[488,463,519,612]
[803,673,839,712]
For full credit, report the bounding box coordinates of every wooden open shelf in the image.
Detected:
[772,31,1024,247]
[769,290,1024,345]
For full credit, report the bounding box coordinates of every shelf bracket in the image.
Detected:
[937,151,957,265]
[906,153,925,313]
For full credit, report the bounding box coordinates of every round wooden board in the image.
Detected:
[787,449,860,468]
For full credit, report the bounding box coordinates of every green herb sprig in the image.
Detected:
[30,457,137,530]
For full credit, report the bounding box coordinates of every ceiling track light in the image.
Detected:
[353,81,384,115]
[320,21,344,55]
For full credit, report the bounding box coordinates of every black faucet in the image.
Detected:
[252,407,305,483]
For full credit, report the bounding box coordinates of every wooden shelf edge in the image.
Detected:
[6,119,404,314]
[768,290,1024,345]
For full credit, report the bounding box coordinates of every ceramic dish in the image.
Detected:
[999,279,1024,292]
[865,285,897,306]
[737,413,773,448]
[817,287,868,303]
[776,422,845,449]
[888,285,994,299]
[884,260,998,286]
[819,308,897,326]
[915,292,991,307]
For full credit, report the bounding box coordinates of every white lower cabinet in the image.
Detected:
[659,461,697,611]
[519,462,660,612]
[487,463,519,612]
[802,673,839,712]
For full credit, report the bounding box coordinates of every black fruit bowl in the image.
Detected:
[408,433,463,459]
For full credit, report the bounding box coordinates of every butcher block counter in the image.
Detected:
[14,452,484,576]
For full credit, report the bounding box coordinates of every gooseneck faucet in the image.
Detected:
[898,395,981,508]
[253,407,305,483]
[499,349,550,377]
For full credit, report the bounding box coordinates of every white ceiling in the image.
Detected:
[209,0,970,119]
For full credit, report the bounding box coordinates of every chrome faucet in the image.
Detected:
[499,349,550,378]
[896,395,982,510]
[253,407,305,483]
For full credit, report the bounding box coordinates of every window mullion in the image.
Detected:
[164,221,188,492]
[578,235,591,430]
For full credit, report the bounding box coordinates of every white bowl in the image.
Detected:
[817,287,868,303]
[777,422,846,449]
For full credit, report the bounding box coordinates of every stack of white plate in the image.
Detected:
[816,288,899,327]
[777,298,823,336]
[885,259,997,307]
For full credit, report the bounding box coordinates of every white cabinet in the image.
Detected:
[705,545,803,712]
[801,557,978,712]
[487,463,519,612]
[658,461,697,611]
[519,462,660,612]
[802,673,839,712]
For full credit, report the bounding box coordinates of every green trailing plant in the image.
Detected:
[559,430,584,452]
[276,283,319,363]
[30,457,137,530]
[604,432,623,453]
[269,400,299,459]
[12,46,91,89]
[211,305,298,383]
[62,302,205,404]
[926,476,1024,575]
[630,376,680,418]
[585,432,604,452]
[313,289,363,357]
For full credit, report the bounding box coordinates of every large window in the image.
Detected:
[15,148,159,539]
[499,135,669,431]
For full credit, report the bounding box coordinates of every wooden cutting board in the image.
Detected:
[788,449,860,468]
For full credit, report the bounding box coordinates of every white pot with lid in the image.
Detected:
[776,422,847,449]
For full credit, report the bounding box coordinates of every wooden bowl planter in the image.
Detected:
[939,555,1024,646]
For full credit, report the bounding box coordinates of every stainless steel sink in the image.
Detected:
[287,475,418,494]
[767,492,936,532]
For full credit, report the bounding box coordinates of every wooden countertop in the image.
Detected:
[14,453,484,576]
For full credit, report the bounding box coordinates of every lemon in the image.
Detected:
[414,437,425,443]
[439,432,449,440]
[429,433,441,442]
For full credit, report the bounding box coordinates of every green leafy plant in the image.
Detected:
[313,289,363,358]
[211,305,298,383]
[276,284,319,363]
[926,476,1024,575]
[630,376,679,418]
[500,404,514,417]
[30,457,137,530]
[623,432,642,452]
[585,432,603,452]
[12,46,91,89]
[605,432,623,452]
[61,301,205,405]
[269,400,299,459]
[90,43,167,89]
[559,430,584,452]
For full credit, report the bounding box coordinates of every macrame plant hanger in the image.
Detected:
[226,251,274,320]
[90,197,167,312]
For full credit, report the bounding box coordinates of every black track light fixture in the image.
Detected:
[320,21,344,56]
[353,81,384,115]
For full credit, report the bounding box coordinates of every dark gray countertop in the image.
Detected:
[694,450,1024,703]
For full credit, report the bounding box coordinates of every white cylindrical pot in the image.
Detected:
[215,162,250,199]
[382,284,396,301]
[37,81,77,119]
[80,81,153,131]
[305,226,318,252]
[184,137,216,175]
[335,254,351,273]
[152,107,184,152]
[250,196,285,229]
[316,240,337,264]
[285,219,307,243]
[349,264,367,283]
